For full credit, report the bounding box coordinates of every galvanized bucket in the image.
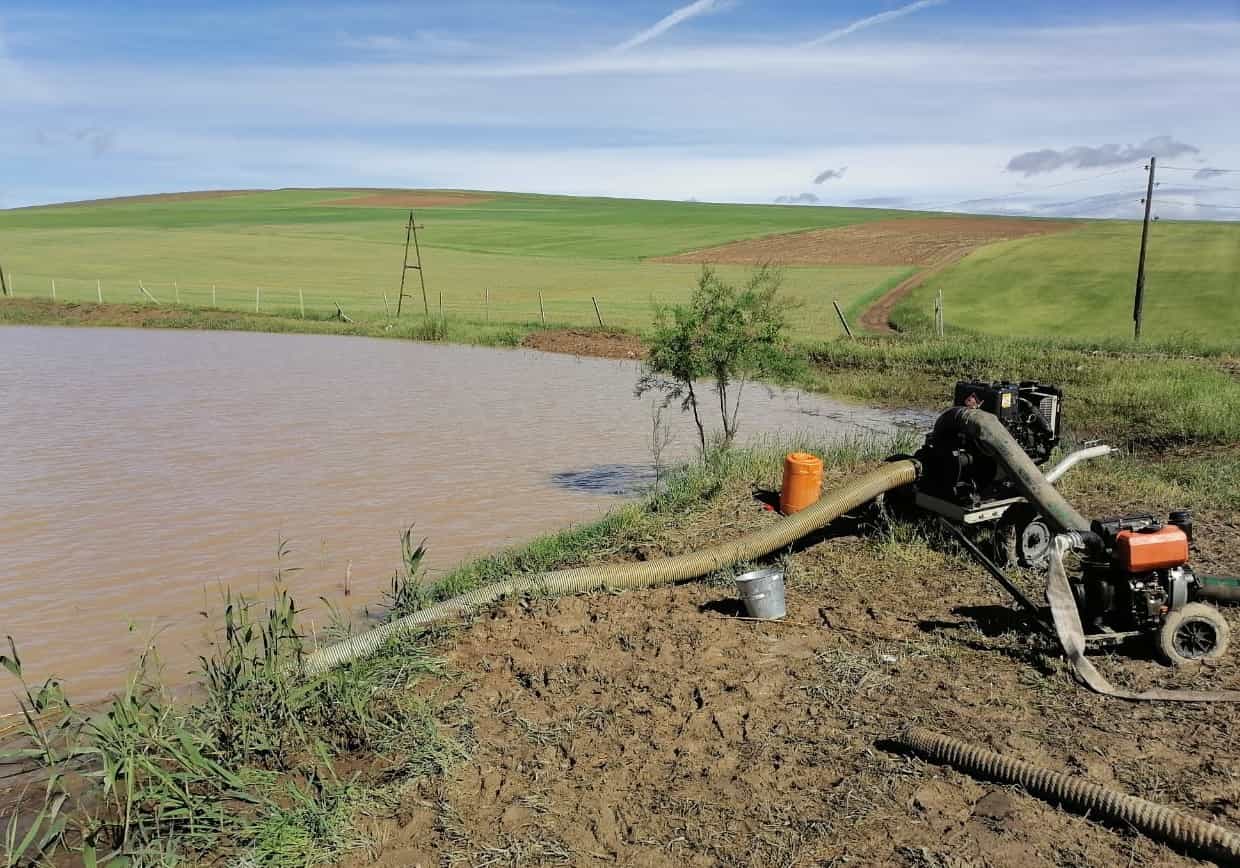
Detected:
[735,566,787,620]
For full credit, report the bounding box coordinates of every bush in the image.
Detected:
[637,266,803,454]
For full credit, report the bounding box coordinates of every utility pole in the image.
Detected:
[1133,155,1156,341]
[396,210,429,318]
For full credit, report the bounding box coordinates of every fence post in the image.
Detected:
[383,292,391,317]
[832,299,854,338]
[0,264,8,297]
[485,288,490,322]
[51,278,56,301]
[138,281,160,304]
[174,280,179,304]
[212,285,217,306]
[97,279,103,303]
[538,291,546,325]
[255,287,261,313]
[592,296,605,328]
[300,289,305,318]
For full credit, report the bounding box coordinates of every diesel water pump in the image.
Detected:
[912,379,1236,668]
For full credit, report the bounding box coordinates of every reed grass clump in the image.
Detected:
[1,575,460,865]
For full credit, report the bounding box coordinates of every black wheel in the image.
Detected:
[993,508,1052,570]
[1158,603,1231,666]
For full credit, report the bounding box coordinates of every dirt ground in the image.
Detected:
[349,478,1240,868]
[521,328,646,360]
[0,298,268,326]
[656,217,1072,269]
[318,191,494,208]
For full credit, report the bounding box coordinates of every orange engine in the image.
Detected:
[1116,525,1189,573]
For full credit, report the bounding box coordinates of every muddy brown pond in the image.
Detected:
[0,326,926,709]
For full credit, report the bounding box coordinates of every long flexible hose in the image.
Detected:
[897,726,1240,864]
[932,407,1091,533]
[301,459,920,676]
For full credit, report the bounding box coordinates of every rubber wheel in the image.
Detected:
[1158,603,1231,666]
[993,509,1052,571]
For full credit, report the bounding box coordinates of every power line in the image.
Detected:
[913,166,1142,211]
[1156,199,1240,210]
[1039,189,1147,211]
[1159,165,1240,174]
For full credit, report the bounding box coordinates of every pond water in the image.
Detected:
[0,326,927,707]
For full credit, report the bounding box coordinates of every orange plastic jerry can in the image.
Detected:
[1116,525,1189,572]
[780,452,823,515]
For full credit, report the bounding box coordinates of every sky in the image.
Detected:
[2,0,1240,218]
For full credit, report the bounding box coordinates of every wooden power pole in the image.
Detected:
[397,210,429,318]
[1133,155,1156,341]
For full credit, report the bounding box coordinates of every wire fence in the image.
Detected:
[0,271,628,329]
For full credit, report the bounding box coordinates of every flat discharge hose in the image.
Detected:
[1046,535,1240,702]
[897,726,1240,864]
[301,459,920,676]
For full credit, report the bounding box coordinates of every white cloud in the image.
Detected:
[611,0,725,53]
[0,21,55,103]
[340,30,479,56]
[2,15,1238,217]
[805,0,948,47]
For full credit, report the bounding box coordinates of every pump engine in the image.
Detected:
[912,380,1066,568]
[915,380,1062,506]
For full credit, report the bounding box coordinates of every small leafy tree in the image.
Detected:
[637,266,801,455]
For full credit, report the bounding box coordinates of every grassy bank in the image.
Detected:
[894,219,1240,343]
[0,297,539,348]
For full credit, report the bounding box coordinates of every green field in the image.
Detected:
[896,220,1240,346]
[0,189,912,339]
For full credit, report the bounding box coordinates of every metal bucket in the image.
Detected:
[735,566,787,620]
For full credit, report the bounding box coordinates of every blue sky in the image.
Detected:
[2,0,1239,217]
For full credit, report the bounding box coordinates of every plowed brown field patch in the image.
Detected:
[19,190,260,209]
[656,216,1073,268]
[319,191,494,208]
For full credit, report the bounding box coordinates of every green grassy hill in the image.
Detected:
[895,220,1240,347]
[0,189,912,338]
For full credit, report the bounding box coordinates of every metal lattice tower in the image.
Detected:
[396,209,429,317]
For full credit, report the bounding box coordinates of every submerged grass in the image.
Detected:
[0,579,464,866]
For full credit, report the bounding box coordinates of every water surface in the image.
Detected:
[0,326,925,705]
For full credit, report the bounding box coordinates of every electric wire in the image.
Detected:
[914,166,1141,212]
[1160,165,1240,174]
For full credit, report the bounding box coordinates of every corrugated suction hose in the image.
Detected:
[301,459,919,676]
[897,726,1240,864]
